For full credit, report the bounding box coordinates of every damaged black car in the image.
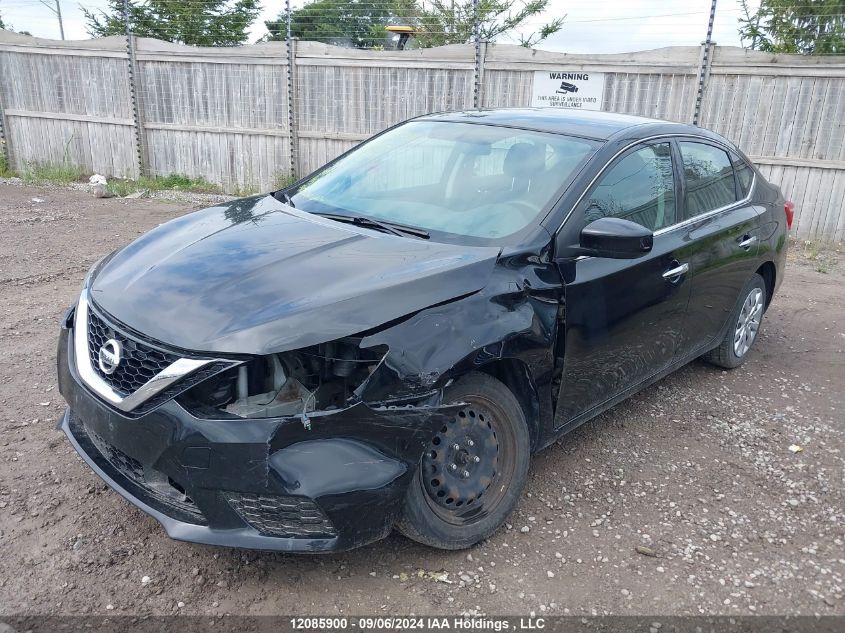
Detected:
[57,109,789,552]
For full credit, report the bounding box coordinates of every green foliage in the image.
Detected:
[265,0,562,48]
[739,0,845,55]
[266,0,410,47]
[5,160,272,197]
[228,183,261,197]
[0,150,11,178]
[107,174,221,196]
[145,174,217,190]
[273,172,296,190]
[21,163,84,184]
[83,0,261,46]
[103,179,137,198]
[414,0,564,48]
[799,240,833,273]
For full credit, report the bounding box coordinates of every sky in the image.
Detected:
[0,0,757,53]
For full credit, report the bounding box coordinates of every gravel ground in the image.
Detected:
[0,184,843,617]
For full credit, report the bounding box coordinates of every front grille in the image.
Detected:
[87,308,179,396]
[132,361,233,416]
[223,492,336,538]
[88,429,145,482]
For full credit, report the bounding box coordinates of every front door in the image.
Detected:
[554,141,692,427]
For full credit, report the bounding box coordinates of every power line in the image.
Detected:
[36,0,64,39]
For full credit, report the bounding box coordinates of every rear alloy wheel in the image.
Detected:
[396,372,530,550]
[734,286,764,358]
[704,273,767,369]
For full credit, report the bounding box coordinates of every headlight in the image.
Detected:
[81,249,119,290]
[177,339,388,419]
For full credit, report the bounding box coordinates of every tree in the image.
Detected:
[0,12,32,35]
[83,0,262,47]
[414,0,564,48]
[264,0,563,49]
[265,0,412,48]
[739,0,845,55]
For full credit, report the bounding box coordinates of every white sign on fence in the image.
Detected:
[530,70,605,110]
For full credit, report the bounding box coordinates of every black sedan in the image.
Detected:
[57,109,790,552]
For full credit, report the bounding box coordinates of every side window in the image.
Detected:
[581,142,676,231]
[679,142,737,217]
[730,151,754,198]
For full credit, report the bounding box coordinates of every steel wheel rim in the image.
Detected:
[420,397,516,527]
[734,287,764,358]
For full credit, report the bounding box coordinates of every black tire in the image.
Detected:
[703,273,767,369]
[396,372,530,550]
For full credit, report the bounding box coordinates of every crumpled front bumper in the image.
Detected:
[56,321,457,553]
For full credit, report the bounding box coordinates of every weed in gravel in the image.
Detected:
[788,241,843,276]
[229,183,261,197]
[10,160,285,198]
[107,174,222,197]
[21,162,84,184]
[0,141,11,177]
[273,172,296,190]
[206,172,293,197]
[803,240,822,260]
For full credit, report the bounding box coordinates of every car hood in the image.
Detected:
[89,195,500,355]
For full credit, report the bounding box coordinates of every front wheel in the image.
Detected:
[703,273,767,369]
[396,372,530,550]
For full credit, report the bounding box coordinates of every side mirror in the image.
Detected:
[577,217,653,259]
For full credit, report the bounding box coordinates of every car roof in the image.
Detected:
[417,108,725,144]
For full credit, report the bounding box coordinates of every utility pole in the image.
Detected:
[38,0,65,39]
[55,0,64,39]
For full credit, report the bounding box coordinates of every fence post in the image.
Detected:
[286,0,299,181]
[472,0,482,108]
[0,81,10,173]
[692,0,718,125]
[123,0,147,177]
[476,40,488,108]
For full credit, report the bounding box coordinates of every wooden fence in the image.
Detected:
[0,30,843,242]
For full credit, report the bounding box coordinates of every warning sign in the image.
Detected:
[530,70,605,110]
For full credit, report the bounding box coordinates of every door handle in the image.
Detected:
[662,262,689,280]
[738,235,758,250]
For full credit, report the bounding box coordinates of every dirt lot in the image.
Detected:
[0,183,843,617]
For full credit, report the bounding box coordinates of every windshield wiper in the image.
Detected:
[353,216,430,239]
[276,191,295,208]
[312,213,429,239]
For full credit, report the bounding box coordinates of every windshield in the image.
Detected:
[286,121,599,244]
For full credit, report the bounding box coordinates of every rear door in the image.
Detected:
[554,141,692,427]
[671,140,764,359]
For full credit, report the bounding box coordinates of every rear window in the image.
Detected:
[679,141,737,217]
[731,151,754,198]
